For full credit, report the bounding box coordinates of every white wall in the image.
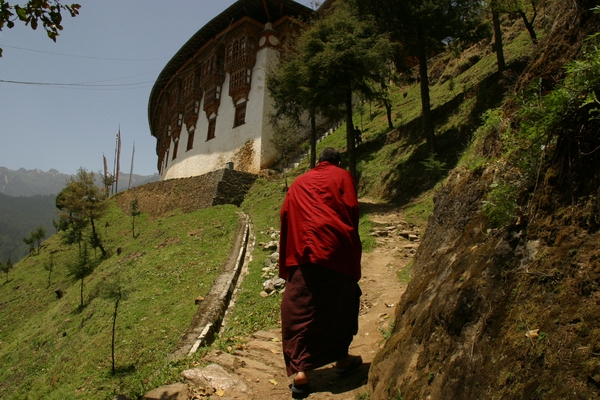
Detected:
[161,45,275,180]
[161,48,276,179]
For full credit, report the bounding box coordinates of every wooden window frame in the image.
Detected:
[207,118,216,141]
[234,102,247,128]
[187,129,195,151]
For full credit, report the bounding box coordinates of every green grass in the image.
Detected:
[397,261,413,284]
[0,202,240,399]
[403,194,434,228]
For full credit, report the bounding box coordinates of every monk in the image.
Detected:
[279,147,363,398]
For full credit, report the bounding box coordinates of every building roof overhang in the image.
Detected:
[148,0,314,137]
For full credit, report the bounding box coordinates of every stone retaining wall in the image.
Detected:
[114,169,257,217]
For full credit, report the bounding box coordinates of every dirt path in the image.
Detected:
[191,200,417,399]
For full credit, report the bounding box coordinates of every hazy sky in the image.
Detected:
[0,1,314,176]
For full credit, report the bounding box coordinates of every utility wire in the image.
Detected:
[0,44,167,61]
[0,79,154,90]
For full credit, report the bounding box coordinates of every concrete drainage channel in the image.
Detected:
[169,212,254,361]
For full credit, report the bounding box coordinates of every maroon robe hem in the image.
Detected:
[281,263,361,376]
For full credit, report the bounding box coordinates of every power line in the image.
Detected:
[0,79,154,90]
[0,44,167,61]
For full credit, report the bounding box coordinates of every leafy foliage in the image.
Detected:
[0,0,80,57]
[269,117,308,167]
[0,257,13,283]
[269,1,393,178]
[483,180,519,228]
[478,20,600,229]
[56,168,108,256]
[350,0,489,151]
[66,242,97,308]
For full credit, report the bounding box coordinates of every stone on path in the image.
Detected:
[182,363,249,394]
[141,383,189,400]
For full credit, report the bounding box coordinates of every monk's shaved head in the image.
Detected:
[318,147,341,165]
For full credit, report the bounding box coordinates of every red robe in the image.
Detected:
[279,162,363,375]
[279,161,362,281]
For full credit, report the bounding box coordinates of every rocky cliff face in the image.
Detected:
[369,0,600,398]
[370,165,598,398]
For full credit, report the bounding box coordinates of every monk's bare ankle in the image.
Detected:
[294,371,308,385]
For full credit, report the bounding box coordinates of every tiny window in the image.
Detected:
[177,113,183,126]
[234,102,247,127]
[172,138,178,160]
[187,130,195,151]
[207,118,216,141]
[193,100,200,114]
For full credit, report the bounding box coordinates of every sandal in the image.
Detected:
[335,355,363,376]
[290,380,311,399]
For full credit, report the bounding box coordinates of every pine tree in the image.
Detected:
[97,275,131,375]
[269,1,393,179]
[56,168,108,257]
[350,0,489,153]
[67,244,96,308]
[1,258,13,283]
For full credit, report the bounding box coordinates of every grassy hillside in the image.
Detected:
[0,202,240,399]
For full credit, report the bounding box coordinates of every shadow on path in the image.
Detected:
[308,362,371,396]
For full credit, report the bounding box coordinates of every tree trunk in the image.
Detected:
[111,299,119,375]
[90,215,106,257]
[80,277,84,308]
[345,89,357,180]
[310,112,317,168]
[384,99,394,129]
[417,26,436,153]
[518,9,537,43]
[492,8,506,73]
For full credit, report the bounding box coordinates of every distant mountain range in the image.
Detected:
[0,167,160,262]
[0,166,159,197]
